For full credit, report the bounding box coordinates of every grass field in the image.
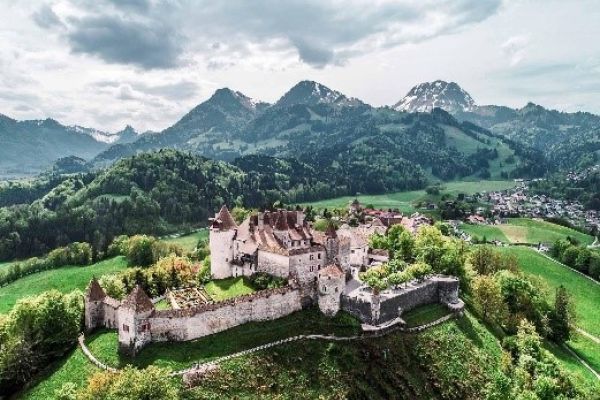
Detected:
[569,332,600,373]
[402,303,450,327]
[462,218,593,245]
[0,256,128,314]
[497,247,599,336]
[20,309,597,399]
[506,218,593,245]
[204,277,256,301]
[21,347,98,400]
[497,246,600,376]
[303,180,516,211]
[461,224,509,242]
[163,229,208,253]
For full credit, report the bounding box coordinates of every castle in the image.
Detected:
[85,206,463,356]
[209,206,350,282]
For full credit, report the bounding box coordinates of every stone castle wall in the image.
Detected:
[147,285,303,343]
[257,250,289,278]
[341,276,461,325]
[318,274,345,316]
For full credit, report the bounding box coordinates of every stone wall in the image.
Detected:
[85,298,119,332]
[290,250,326,284]
[257,250,290,278]
[317,274,345,316]
[147,285,303,344]
[341,276,461,325]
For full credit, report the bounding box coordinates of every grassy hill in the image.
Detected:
[462,218,594,245]
[0,256,128,314]
[497,246,600,373]
[21,309,597,399]
[303,180,516,212]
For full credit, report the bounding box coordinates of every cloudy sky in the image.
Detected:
[0,0,599,132]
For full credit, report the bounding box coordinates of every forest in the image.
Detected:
[0,149,427,261]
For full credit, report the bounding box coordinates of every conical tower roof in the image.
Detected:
[122,285,154,313]
[213,205,237,230]
[86,278,106,301]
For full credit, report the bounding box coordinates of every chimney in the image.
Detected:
[297,210,305,227]
[258,211,264,230]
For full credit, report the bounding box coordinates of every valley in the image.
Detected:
[0,68,598,400]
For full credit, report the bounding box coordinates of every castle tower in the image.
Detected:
[324,221,339,265]
[209,205,237,279]
[84,278,107,332]
[118,285,155,356]
[317,264,346,317]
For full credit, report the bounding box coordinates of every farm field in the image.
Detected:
[462,218,594,245]
[460,224,509,243]
[303,180,516,211]
[204,277,256,301]
[163,229,208,253]
[0,256,128,314]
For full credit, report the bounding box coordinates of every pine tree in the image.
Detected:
[551,285,573,343]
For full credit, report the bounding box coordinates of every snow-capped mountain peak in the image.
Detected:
[394,80,475,113]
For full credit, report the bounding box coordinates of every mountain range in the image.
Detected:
[2,78,597,180]
[0,114,141,178]
[394,80,600,170]
[90,80,529,185]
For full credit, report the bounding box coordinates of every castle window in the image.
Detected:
[318,264,321,270]
[310,265,314,272]
[123,324,129,332]
[310,254,314,260]
[318,253,321,259]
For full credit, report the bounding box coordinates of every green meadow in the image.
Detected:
[163,229,208,253]
[497,246,600,375]
[303,180,516,211]
[463,218,593,245]
[0,256,128,314]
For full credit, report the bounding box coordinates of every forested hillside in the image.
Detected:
[93,81,527,181]
[0,149,424,261]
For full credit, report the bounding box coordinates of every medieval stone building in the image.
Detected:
[209,206,350,283]
[84,205,464,357]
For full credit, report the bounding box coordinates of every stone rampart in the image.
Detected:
[341,275,462,325]
[148,285,303,343]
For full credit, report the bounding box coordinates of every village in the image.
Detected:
[461,182,600,234]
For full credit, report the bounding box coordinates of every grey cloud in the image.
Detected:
[67,15,182,69]
[180,0,502,67]
[32,4,64,29]
[40,0,502,69]
[291,38,334,68]
[106,0,150,12]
